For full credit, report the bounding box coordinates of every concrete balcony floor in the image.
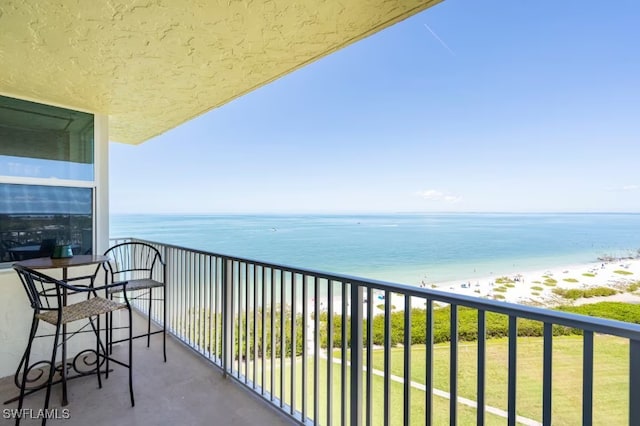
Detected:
[0,315,294,426]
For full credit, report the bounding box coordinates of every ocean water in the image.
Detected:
[110,213,640,286]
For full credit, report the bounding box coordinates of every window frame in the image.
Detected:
[0,101,98,267]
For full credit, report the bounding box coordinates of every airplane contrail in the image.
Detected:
[423,23,456,56]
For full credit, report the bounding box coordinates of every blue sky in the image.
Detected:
[109,0,640,214]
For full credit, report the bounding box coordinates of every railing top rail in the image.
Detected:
[111,236,640,340]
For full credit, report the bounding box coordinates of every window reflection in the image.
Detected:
[0,184,93,262]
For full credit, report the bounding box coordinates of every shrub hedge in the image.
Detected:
[188,301,640,354]
[558,302,640,324]
[552,287,617,300]
[320,302,640,348]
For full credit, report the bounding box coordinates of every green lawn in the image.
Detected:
[245,334,629,425]
[248,350,505,425]
[368,334,628,425]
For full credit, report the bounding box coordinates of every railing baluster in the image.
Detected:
[508,315,517,426]
[280,269,285,408]
[200,254,206,355]
[366,287,373,426]
[233,260,238,376]
[245,262,250,383]
[193,253,198,349]
[261,265,266,395]
[302,274,308,421]
[253,264,258,388]
[404,294,411,426]
[351,283,363,426]
[195,252,200,348]
[167,247,174,336]
[237,262,243,378]
[383,290,391,426]
[583,330,594,426]
[341,281,347,426]
[184,252,195,345]
[172,248,178,338]
[270,267,276,402]
[314,276,320,425]
[631,339,640,426]
[450,304,458,425]
[202,254,206,352]
[543,322,553,425]
[210,255,214,358]
[222,258,231,376]
[198,253,203,351]
[188,251,193,346]
[180,249,185,340]
[291,272,297,415]
[426,299,433,426]
[178,250,184,340]
[217,256,223,362]
[212,256,217,361]
[190,251,195,345]
[327,279,334,426]
[477,310,486,426]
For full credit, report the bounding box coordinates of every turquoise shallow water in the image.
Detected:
[110,213,640,286]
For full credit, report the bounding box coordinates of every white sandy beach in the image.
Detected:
[298,258,640,322]
[431,257,640,306]
[302,258,640,354]
[312,257,640,318]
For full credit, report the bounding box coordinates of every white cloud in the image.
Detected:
[417,189,462,203]
[623,185,639,191]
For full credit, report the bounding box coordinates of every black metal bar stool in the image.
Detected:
[102,242,167,362]
[12,265,134,426]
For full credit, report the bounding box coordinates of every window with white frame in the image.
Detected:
[0,95,95,264]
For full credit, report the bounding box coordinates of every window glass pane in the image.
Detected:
[0,184,93,262]
[0,96,94,181]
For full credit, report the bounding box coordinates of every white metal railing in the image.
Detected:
[110,237,640,426]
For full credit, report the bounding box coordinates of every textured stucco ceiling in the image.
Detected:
[0,0,441,144]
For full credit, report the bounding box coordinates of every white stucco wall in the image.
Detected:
[0,266,114,378]
[0,268,33,378]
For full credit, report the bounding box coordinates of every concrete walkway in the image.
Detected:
[0,315,294,426]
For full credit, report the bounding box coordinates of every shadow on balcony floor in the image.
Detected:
[0,315,294,426]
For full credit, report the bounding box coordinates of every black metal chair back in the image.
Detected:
[103,242,163,283]
[13,264,65,316]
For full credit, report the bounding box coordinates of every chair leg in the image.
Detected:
[16,316,39,426]
[109,294,114,355]
[61,321,68,407]
[128,306,135,407]
[42,321,62,426]
[94,316,102,389]
[163,286,167,362]
[147,288,152,348]
[105,311,110,380]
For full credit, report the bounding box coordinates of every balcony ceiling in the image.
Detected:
[0,0,441,144]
